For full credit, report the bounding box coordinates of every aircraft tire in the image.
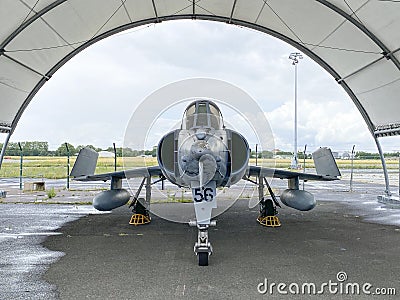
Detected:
[198,252,208,266]
[265,199,275,216]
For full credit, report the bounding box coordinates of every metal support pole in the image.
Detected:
[65,143,70,190]
[303,144,307,190]
[350,145,355,192]
[145,176,151,210]
[375,138,391,196]
[258,175,264,201]
[0,132,11,170]
[255,144,258,166]
[113,142,117,172]
[111,176,122,190]
[18,142,23,190]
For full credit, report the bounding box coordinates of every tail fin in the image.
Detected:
[70,147,99,178]
[312,147,341,178]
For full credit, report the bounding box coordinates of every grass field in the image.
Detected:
[1,155,398,179]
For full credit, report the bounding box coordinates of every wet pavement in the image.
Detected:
[0,204,108,299]
[0,177,399,299]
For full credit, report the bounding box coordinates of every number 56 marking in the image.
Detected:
[193,187,214,202]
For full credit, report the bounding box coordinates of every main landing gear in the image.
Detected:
[256,176,281,227]
[129,177,152,226]
[129,198,151,225]
[257,198,281,227]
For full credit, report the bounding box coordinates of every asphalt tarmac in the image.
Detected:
[1,178,400,299]
[42,195,400,299]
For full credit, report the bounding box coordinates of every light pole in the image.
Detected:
[289,52,303,169]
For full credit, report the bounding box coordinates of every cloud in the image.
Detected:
[266,98,375,152]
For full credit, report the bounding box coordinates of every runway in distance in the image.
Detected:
[71,99,341,266]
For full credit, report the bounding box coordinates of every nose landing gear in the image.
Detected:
[194,225,213,266]
[189,221,215,266]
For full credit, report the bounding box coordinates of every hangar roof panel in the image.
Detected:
[1,0,400,138]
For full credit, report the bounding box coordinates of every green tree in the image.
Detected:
[3,142,20,156]
[355,151,380,159]
[262,150,274,159]
[276,151,293,156]
[121,147,138,157]
[55,143,76,156]
[2,141,49,156]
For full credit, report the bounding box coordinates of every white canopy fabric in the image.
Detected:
[1,0,399,138]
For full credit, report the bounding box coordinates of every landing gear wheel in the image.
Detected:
[133,199,148,216]
[265,199,275,216]
[260,198,277,217]
[198,252,208,266]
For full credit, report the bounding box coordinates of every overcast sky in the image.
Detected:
[5,20,399,153]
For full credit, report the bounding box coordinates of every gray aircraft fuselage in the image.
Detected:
[157,100,249,191]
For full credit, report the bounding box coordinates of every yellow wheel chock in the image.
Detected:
[257,215,281,227]
[129,214,151,226]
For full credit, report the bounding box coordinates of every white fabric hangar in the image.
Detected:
[0,0,400,195]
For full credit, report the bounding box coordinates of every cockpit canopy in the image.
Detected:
[182,100,224,130]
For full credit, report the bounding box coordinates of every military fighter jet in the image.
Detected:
[71,99,340,266]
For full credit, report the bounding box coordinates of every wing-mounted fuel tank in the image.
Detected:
[157,100,249,189]
[93,189,131,211]
[280,177,316,211]
[280,189,316,211]
[93,176,130,211]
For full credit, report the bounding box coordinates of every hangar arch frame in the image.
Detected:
[1,0,400,196]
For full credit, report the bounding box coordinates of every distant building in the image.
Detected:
[98,151,114,158]
[341,152,351,160]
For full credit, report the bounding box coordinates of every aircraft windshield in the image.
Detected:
[196,103,208,126]
[182,101,223,130]
[209,103,221,129]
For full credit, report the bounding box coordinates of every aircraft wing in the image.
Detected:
[73,166,163,181]
[70,147,163,181]
[247,166,339,181]
[247,147,341,181]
